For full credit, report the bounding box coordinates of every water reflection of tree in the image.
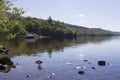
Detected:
[0,36,113,56]
[74,36,112,44]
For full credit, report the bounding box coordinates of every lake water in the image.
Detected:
[0,36,120,80]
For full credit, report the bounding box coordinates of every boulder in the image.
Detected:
[78,70,84,74]
[98,61,106,66]
[35,60,43,64]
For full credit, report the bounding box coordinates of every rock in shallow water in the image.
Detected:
[78,71,84,74]
[26,74,32,78]
[0,65,6,70]
[91,67,96,69]
[51,72,56,76]
[98,61,106,66]
[83,60,88,62]
[35,60,43,64]
[75,67,81,69]
[75,66,86,69]
[66,61,72,65]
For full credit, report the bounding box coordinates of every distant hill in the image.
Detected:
[65,23,120,36]
[16,16,120,38]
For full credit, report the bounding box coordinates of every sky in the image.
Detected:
[14,0,120,32]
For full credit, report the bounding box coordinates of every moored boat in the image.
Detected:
[24,34,34,39]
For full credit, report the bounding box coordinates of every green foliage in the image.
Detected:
[0,0,24,39]
[47,16,52,24]
[22,17,76,38]
[19,16,117,38]
[67,25,117,36]
[0,0,118,40]
[0,36,111,56]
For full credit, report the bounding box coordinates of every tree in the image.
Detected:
[47,16,52,24]
[0,0,24,39]
[25,22,34,33]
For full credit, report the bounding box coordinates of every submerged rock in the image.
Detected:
[78,71,84,74]
[81,66,86,69]
[0,46,10,54]
[0,65,6,70]
[66,61,72,65]
[46,72,56,79]
[0,50,4,53]
[0,65,11,73]
[0,56,15,73]
[0,57,13,66]
[4,50,10,54]
[87,62,92,64]
[51,72,56,76]
[7,62,13,66]
[16,63,19,65]
[26,74,32,78]
[91,67,96,69]
[75,67,81,69]
[35,60,43,64]
[107,63,113,66]
[75,66,86,69]
[98,61,106,66]
[83,60,88,62]
[12,65,16,68]
[46,75,52,78]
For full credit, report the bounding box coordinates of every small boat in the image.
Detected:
[24,34,34,39]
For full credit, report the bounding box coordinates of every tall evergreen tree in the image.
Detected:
[47,16,52,24]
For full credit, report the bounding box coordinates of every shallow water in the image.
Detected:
[0,36,120,80]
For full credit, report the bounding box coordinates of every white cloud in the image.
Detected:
[77,14,86,18]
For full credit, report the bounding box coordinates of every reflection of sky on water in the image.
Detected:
[0,36,120,80]
[24,39,35,43]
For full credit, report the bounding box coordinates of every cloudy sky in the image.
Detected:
[14,0,120,31]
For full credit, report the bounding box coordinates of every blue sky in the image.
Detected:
[14,0,120,31]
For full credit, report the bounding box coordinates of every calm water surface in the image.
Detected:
[0,36,120,80]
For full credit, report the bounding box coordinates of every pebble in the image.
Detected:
[16,63,19,65]
[78,71,85,74]
[98,61,106,66]
[75,67,81,69]
[66,62,72,64]
[88,62,92,64]
[107,63,113,66]
[46,75,52,78]
[81,66,86,69]
[91,67,96,69]
[26,74,32,78]
[75,66,86,69]
[12,65,16,68]
[83,60,88,62]
[35,60,43,64]
[51,72,56,76]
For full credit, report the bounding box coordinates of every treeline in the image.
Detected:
[17,16,119,38]
[0,0,120,40]
[20,16,77,38]
[66,24,120,36]
[2,15,120,39]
